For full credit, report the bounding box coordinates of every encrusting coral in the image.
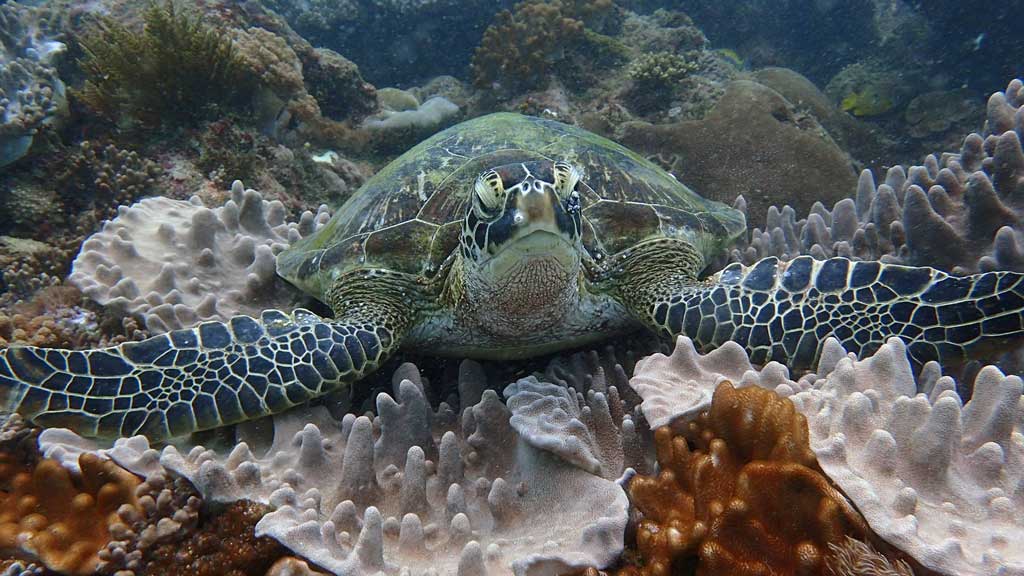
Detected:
[734,78,1024,274]
[621,382,871,576]
[0,449,139,575]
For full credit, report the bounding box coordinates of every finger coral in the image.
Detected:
[40,350,641,575]
[735,77,1024,275]
[623,382,869,576]
[629,335,1024,576]
[0,3,66,168]
[0,451,139,575]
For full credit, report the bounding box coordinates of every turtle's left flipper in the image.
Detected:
[619,253,1024,368]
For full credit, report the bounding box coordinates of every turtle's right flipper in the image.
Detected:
[0,308,404,441]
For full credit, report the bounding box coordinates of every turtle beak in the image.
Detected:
[511,178,561,236]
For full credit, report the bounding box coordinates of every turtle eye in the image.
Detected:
[552,161,582,200]
[474,170,504,215]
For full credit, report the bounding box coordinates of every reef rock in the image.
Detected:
[618,78,858,225]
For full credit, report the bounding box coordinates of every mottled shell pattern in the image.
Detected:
[277,113,746,298]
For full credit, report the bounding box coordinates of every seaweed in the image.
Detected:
[76,1,252,126]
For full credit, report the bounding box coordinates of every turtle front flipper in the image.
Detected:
[612,246,1024,368]
[0,279,415,440]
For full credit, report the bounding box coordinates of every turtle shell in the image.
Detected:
[278,113,746,299]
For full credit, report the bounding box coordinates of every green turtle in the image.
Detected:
[3,113,1024,440]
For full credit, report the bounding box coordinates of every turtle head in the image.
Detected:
[459,160,585,320]
[461,160,583,269]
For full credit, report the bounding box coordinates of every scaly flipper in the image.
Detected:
[0,273,418,440]
[610,241,1024,368]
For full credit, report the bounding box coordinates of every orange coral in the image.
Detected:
[0,452,140,575]
[622,382,871,576]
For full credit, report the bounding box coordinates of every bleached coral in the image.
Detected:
[629,336,1024,576]
[734,78,1024,274]
[69,181,330,332]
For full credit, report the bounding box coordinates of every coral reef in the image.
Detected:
[469,0,626,96]
[0,450,139,574]
[0,286,101,349]
[40,350,642,575]
[790,338,1024,576]
[629,335,1024,576]
[733,78,1024,274]
[56,140,164,222]
[96,469,202,575]
[0,3,66,168]
[69,181,330,332]
[618,79,858,225]
[622,383,870,576]
[77,1,251,126]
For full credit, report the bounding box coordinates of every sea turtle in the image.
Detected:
[3,113,1024,440]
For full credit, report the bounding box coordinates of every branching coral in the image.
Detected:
[0,452,139,575]
[56,140,163,221]
[623,383,870,576]
[77,1,251,126]
[628,52,699,89]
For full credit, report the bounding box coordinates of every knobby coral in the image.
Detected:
[735,78,1024,274]
[69,181,330,332]
[0,3,66,167]
[630,336,1024,576]
[622,382,871,576]
[0,451,139,574]
[39,348,643,575]
[77,1,251,126]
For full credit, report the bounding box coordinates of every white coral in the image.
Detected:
[629,335,1024,576]
[69,181,330,332]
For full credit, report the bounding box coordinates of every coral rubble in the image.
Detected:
[68,181,330,332]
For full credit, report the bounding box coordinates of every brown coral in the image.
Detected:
[470,0,586,91]
[134,500,286,576]
[0,452,140,575]
[622,382,873,576]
